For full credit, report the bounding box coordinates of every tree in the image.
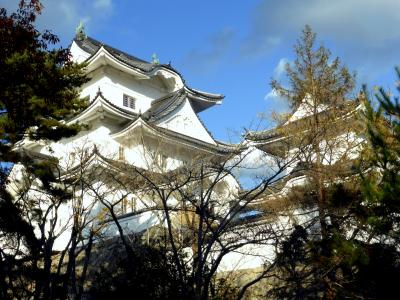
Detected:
[0,1,88,299]
[268,24,358,237]
[261,25,371,298]
[362,72,400,245]
[0,3,292,298]
[344,69,400,299]
[86,236,182,300]
[271,24,355,109]
[265,27,400,299]
[0,1,87,148]
[73,127,298,300]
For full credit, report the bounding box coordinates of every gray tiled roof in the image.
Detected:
[112,115,241,155]
[245,100,361,142]
[71,36,238,153]
[75,36,161,73]
[74,36,224,102]
[144,121,242,155]
[143,87,225,124]
[144,88,186,122]
[245,128,280,142]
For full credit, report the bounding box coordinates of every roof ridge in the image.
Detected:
[78,36,150,64]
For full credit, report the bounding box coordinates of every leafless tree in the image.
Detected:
[73,122,305,300]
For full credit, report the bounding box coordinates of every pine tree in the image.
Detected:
[0,1,88,299]
[270,25,358,236]
[272,24,355,109]
[363,72,400,242]
[266,26,367,298]
[269,27,400,298]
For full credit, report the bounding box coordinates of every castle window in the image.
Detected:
[118,146,125,160]
[123,94,135,109]
[157,153,168,170]
[69,152,76,163]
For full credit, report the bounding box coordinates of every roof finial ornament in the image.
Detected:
[152,53,160,65]
[97,86,102,95]
[75,21,86,41]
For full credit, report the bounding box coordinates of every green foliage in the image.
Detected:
[0,0,88,149]
[269,67,400,299]
[361,76,400,242]
[0,1,88,299]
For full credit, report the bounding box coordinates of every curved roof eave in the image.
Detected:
[61,148,129,179]
[145,88,224,123]
[109,117,146,140]
[67,91,137,125]
[245,100,364,142]
[111,117,239,155]
[86,46,150,79]
[185,86,224,101]
[74,36,224,104]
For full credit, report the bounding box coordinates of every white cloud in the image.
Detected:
[242,0,400,80]
[273,58,289,79]
[265,58,292,102]
[264,87,290,113]
[1,0,113,43]
[264,89,279,101]
[58,2,80,23]
[93,0,112,9]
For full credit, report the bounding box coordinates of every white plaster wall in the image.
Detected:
[157,99,216,144]
[8,39,242,254]
[218,207,318,271]
[80,67,165,114]
[122,144,155,169]
[117,139,184,171]
[287,99,328,124]
[70,41,91,64]
[39,121,120,169]
[283,130,365,176]
[37,117,207,173]
[219,243,275,271]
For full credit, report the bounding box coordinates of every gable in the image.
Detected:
[70,40,91,63]
[80,67,166,114]
[156,98,216,144]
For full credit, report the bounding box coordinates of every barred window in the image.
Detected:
[123,94,135,109]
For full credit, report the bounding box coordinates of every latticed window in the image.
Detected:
[123,94,135,109]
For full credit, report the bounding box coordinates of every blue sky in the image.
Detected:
[3,0,400,143]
